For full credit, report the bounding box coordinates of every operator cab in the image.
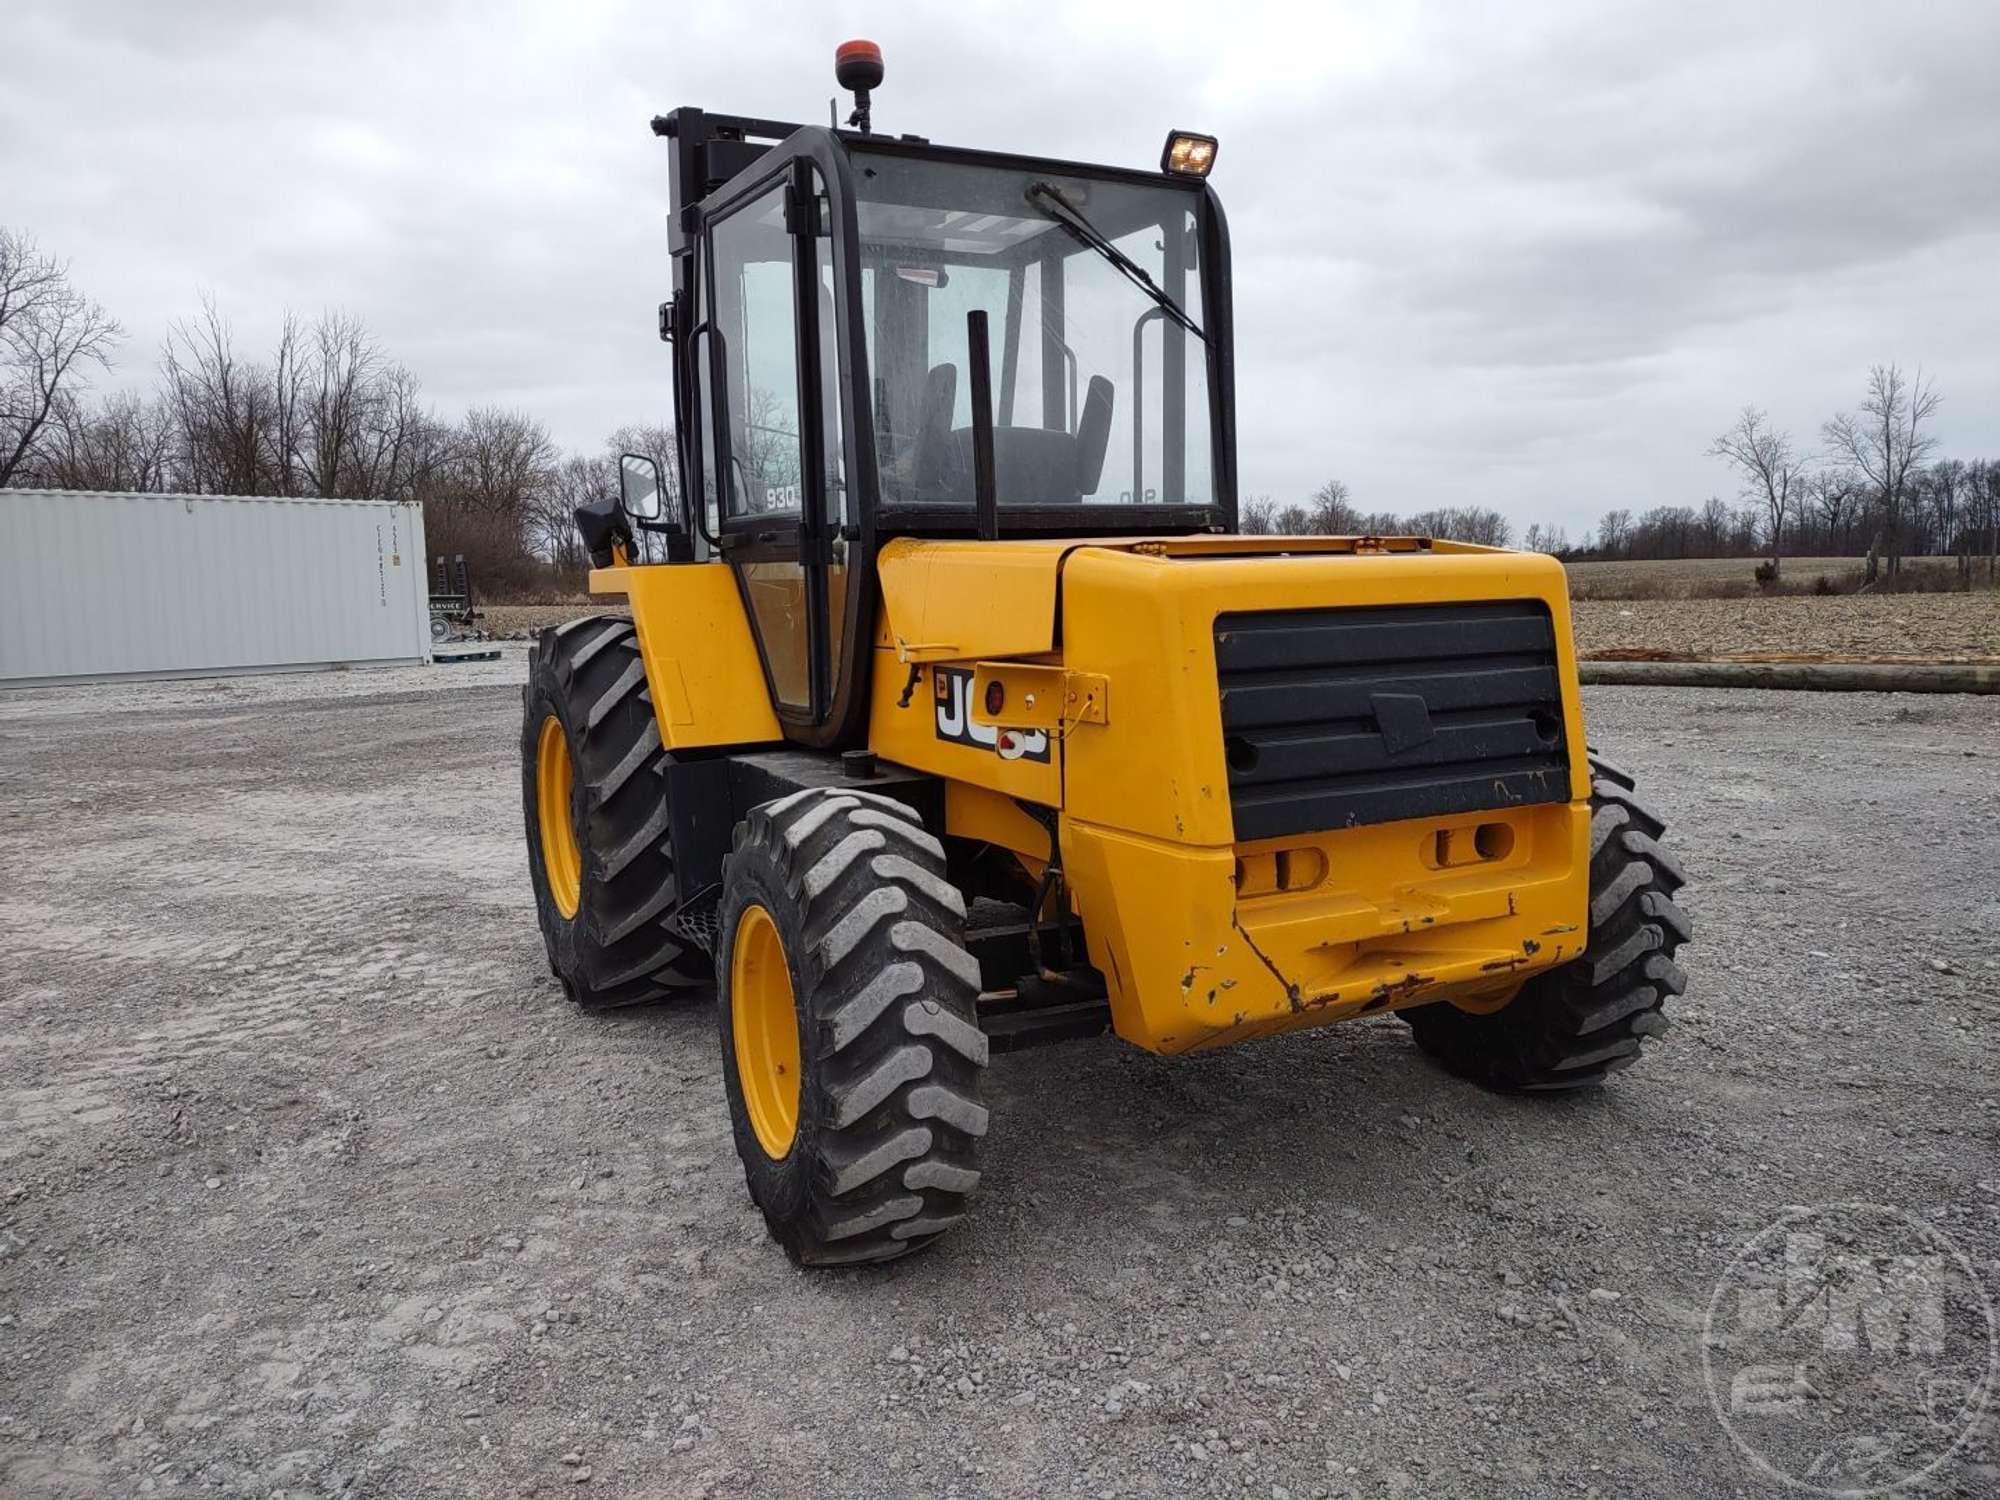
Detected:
[622,42,1235,745]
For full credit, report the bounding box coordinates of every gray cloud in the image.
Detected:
[4,0,1996,539]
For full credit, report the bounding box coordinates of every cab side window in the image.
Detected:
[710,185,804,517]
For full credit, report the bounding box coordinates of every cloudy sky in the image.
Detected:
[6,0,1996,537]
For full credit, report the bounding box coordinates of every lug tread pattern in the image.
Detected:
[903,999,991,1067]
[903,1160,981,1194]
[840,789,924,823]
[600,877,680,947]
[564,618,629,672]
[1402,756,1692,1091]
[724,789,985,1266]
[849,807,946,859]
[600,796,670,882]
[519,618,709,1008]
[818,887,908,972]
[824,1195,927,1242]
[870,854,967,917]
[827,963,926,1053]
[889,921,984,993]
[803,830,888,903]
[830,1045,934,1127]
[907,1082,990,1137]
[891,1214,965,1241]
[590,717,662,804]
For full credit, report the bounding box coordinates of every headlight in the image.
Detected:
[1161,130,1218,178]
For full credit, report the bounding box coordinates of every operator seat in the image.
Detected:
[911,364,1118,506]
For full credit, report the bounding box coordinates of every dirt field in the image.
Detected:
[481,594,2000,663]
[3,656,1997,1499]
[1564,555,1990,598]
[482,604,627,638]
[1573,593,2000,660]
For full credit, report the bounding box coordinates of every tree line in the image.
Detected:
[9,226,1996,586]
[1240,480,1515,548]
[2,227,657,594]
[1683,366,1997,579]
[1224,369,1998,585]
[1585,455,2000,575]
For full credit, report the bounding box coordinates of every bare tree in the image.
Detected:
[1,228,124,485]
[346,363,438,504]
[1406,506,1512,547]
[269,312,306,496]
[301,311,382,497]
[1307,477,1358,534]
[1269,504,1316,536]
[1522,522,1569,555]
[1708,406,1801,576]
[1974,459,2000,583]
[1822,364,1941,579]
[605,422,676,485]
[0,228,65,332]
[1805,469,1856,553]
[421,406,557,582]
[1698,496,1732,557]
[161,294,276,494]
[37,388,174,491]
[536,454,607,574]
[1595,508,1632,557]
[455,407,555,517]
[1238,494,1277,533]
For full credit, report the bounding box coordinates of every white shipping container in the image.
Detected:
[0,489,433,685]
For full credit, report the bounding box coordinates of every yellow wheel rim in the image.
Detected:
[1445,979,1524,1016]
[731,904,801,1159]
[536,715,582,920]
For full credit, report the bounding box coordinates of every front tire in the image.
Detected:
[520,616,709,1007]
[1402,755,1691,1090]
[718,788,988,1266]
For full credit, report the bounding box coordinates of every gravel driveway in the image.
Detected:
[2,652,1995,1498]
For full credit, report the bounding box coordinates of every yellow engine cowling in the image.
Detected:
[868,535,1592,1056]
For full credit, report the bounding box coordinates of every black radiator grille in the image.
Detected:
[1214,601,1569,841]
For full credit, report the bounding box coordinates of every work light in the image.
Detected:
[1161,130,1218,177]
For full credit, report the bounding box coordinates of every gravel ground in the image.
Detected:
[477,595,2000,663]
[2,653,1997,1499]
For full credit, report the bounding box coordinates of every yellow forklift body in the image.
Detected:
[595,537,1592,1056]
[591,563,783,749]
[863,535,1593,1055]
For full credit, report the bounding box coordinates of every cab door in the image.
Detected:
[704,160,848,730]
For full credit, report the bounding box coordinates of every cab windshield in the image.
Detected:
[848,149,1214,511]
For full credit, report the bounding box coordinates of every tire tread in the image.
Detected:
[520,618,708,1008]
[1402,754,1691,1090]
[720,789,985,1266]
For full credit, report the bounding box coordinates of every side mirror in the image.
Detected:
[619,452,666,522]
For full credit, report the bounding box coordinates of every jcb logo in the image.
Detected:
[933,667,1050,763]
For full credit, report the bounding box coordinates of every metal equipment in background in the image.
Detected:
[427,554,483,642]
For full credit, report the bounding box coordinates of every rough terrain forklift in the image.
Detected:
[521,41,1691,1266]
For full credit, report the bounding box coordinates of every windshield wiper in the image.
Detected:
[1025,181,1208,344]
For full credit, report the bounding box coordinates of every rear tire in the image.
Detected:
[1402,755,1690,1090]
[520,616,709,1007]
[718,788,987,1266]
